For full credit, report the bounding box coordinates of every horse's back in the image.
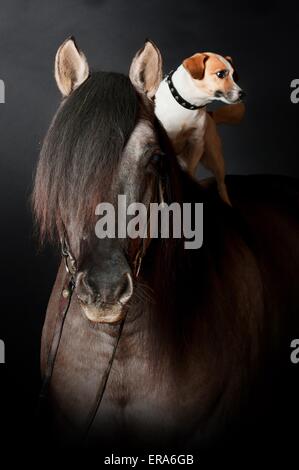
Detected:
[202,174,299,205]
[204,174,299,337]
[225,175,299,265]
[227,174,299,208]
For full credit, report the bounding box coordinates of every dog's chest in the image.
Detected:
[155,87,206,164]
[170,111,206,154]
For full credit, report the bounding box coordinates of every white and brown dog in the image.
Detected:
[154,47,245,205]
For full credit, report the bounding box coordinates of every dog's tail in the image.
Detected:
[209,102,245,125]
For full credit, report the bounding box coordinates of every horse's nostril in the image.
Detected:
[76,270,133,308]
[117,272,134,306]
[76,271,96,305]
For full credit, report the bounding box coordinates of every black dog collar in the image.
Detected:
[165,70,206,111]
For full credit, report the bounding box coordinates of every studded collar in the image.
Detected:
[165,70,206,111]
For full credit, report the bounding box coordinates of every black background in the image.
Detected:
[0,0,299,461]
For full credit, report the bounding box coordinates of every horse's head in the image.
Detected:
[33,37,179,323]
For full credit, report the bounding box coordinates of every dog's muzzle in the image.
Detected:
[215,88,245,103]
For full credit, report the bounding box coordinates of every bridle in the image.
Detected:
[38,175,166,442]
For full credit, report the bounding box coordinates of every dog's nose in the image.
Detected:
[238,90,246,100]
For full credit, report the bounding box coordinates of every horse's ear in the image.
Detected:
[55,37,89,96]
[129,39,163,99]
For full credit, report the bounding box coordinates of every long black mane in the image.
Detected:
[33,71,139,242]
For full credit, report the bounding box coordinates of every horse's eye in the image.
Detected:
[151,153,162,165]
[148,152,166,176]
[216,70,227,79]
[149,153,166,173]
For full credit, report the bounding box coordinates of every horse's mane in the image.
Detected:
[32,71,139,243]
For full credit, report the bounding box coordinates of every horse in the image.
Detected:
[32,38,299,453]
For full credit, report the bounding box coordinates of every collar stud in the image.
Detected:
[165,70,206,111]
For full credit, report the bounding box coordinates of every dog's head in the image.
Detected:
[183,52,244,104]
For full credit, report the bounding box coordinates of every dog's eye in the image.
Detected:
[216,70,228,79]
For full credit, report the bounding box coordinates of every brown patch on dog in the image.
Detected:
[183,53,209,80]
[183,53,237,98]
[225,56,238,81]
[210,102,245,125]
[171,121,206,174]
[172,124,197,154]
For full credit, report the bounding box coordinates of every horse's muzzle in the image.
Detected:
[76,271,133,323]
[78,301,127,324]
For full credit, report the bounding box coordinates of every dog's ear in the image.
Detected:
[183,53,209,80]
[225,55,239,82]
[55,37,89,96]
[225,55,233,64]
[129,39,163,99]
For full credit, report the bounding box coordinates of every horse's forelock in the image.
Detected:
[32,71,140,244]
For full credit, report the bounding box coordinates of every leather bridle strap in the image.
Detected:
[37,246,76,414]
[37,227,150,437]
[83,178,165,441]
[37,175,165,439]
[37,239,145,430]
[83,317,125,441]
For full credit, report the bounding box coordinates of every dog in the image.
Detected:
[155,51,245,205]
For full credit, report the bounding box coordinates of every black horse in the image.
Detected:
[33,38,299,452]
